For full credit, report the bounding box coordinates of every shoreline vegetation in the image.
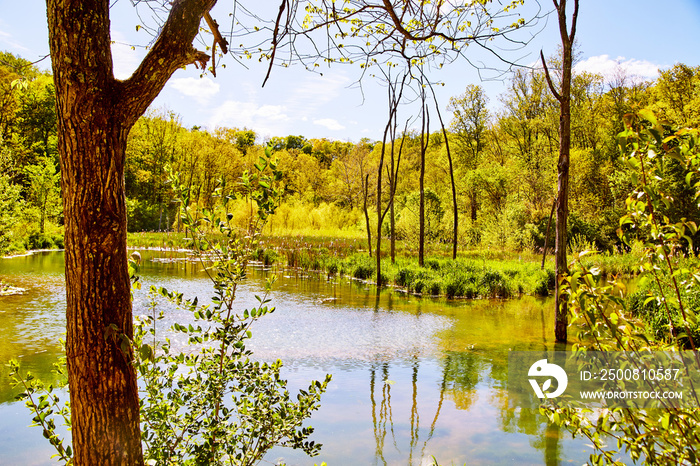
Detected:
[7,232,660,299]
[0,231,654,300]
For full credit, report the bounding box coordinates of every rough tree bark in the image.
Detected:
[46,0,221,463]
[540,0,579,343]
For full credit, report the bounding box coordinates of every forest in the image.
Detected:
[2,50,699,259]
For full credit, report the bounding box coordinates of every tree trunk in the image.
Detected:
[554,104,570,342]
[419,105,428,267]
[470,191,477,222]
[376,174,383,285]
[363,174,372,257]
[47,3,143,463]
[541,0,578,343]
[419,160,425,267]
[431,90,458,260]
[449,156,458,260]
[47,0,217,463]
[554,3,574,343]
[541,197,556,269]
[63,124,143,465]
[390,198,395,263]
[390,151,396,264]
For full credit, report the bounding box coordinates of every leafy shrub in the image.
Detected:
[480,270,506,297]
[395,267,415,288]
[426,279,442,296]
[413,278,426,294]
[444,279,465,299]
[424,258,441,271]
[628,286,700,347]
[534,269,555,297]
[27,233,54,249]
[262,249,277,266]
[353,264,374,280]
[325,258,339,275]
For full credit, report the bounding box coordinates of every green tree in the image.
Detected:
[652,63,700,127]
[0,51,39,141]
[24,156,61,234]
[15,74,57,162]
[0,173,24,254]
[449,84,490,222]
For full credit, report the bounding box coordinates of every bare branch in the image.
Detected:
[540,49,562,102]
[263,0,288,87]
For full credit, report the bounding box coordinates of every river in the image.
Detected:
[0,250,598,465]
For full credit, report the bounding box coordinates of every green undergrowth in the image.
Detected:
[278,252,556,299]
[126,233,648,295]
[627,257,700,347]
[127,231,189,249]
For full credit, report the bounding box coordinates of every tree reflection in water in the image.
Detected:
[368,347,567,465]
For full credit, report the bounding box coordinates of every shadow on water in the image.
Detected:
[0,251,596,465]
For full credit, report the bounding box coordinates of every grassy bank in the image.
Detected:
[126,231,668,299]
[332,253,556,298]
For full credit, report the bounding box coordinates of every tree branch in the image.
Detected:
[263,0,288,87]
[118,0,217,128]
[540,50,562,102]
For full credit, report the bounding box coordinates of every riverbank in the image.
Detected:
[2,231,657,300]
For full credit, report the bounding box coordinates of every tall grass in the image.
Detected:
[274,251,556,299]
[126,229,645,300]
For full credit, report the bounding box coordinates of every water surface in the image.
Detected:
[0,251,598,465]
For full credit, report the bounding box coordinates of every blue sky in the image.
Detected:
[1,0,699,142]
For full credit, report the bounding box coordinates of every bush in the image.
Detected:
[27,233,55,250]
[262,249,277,266]
[424,258,441,271]
[413,278,426,294]
[395,266,415,288]
[444,278,465,299]
[352,263,374,280]
[325,258,339,275]
[426,279,442,296]
[628,286,700,347]
[534,269,555,297]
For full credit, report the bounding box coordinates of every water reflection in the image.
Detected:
[0,251,595,465]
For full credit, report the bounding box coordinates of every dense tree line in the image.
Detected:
[1,48,699,258]
[0,52,61,253]
[121,61,700,257]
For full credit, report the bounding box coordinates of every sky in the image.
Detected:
[1,0,700,143]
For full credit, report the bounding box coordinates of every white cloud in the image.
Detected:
[111,31,144,80]
[575,55,661,81]
[208,101,290,137]
[257,105,289,121]
[0,28,30,52]
[313,118,345,131]
[170,77,220,104]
